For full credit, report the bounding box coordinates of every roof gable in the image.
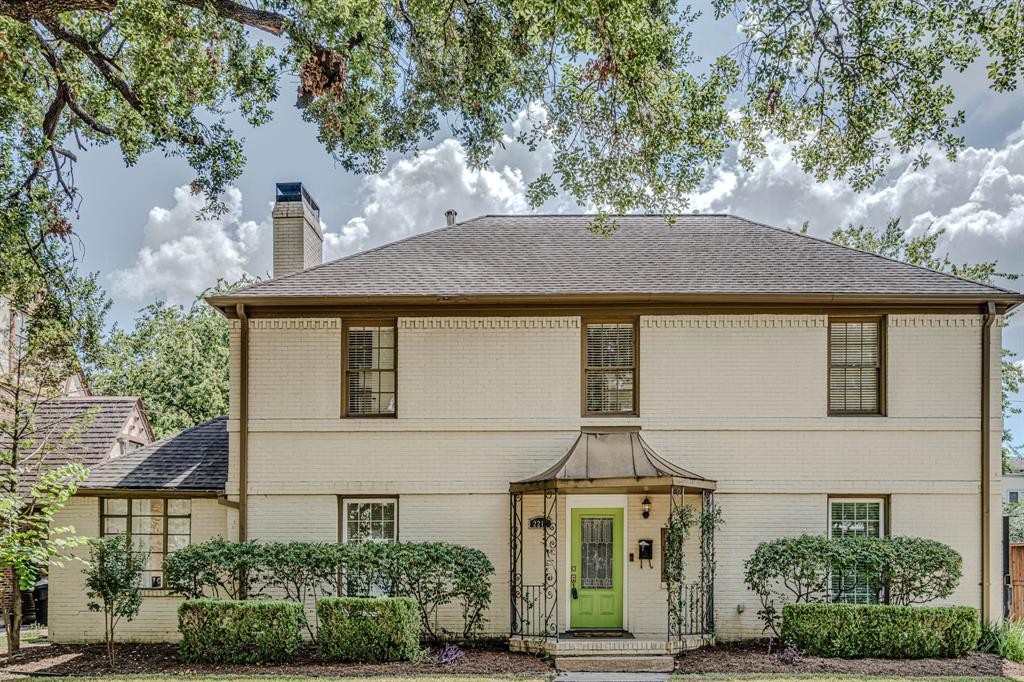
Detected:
[81,417,227,492]
[5,397,150,496]
[210,214,1021,304]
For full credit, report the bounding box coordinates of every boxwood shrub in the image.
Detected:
[317,597,420,662]
[782,603,980,658]
[178,599,304,663]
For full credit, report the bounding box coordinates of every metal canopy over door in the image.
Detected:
[570,507,623,629]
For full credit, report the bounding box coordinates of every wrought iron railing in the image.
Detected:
[671,580,711,635]
[514,584,555,637]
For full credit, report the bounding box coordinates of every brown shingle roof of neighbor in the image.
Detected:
[208,214,1023,304]
[81,417,227,492]
[5,397,145,495]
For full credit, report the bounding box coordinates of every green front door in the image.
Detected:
[570,507,624,630]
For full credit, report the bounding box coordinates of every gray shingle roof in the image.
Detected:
[81,417,227,492]
[4,397,144,495]
[212,214,1021,302]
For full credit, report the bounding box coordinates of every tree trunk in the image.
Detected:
[4,575,24,655]
[106,609,115,667]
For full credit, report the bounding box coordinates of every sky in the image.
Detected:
[66,13,1024,439]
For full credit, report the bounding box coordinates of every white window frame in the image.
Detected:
[1010,491,1020,504]
[828,497,885,605]
[828,497,885,539]
[341,497,398,543]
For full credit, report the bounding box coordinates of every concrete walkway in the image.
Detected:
[555,673,670,682]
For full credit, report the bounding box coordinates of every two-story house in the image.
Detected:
[47,183,1021,656]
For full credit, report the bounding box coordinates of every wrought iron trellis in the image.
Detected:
[509,492,524,636]
[701,490,716,635]
[511,485,713,642]
[667,485,716,641]
[509,488,559,640]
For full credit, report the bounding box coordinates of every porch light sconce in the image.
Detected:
[641,496,651,519]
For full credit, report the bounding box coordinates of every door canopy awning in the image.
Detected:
[510,427,716,494]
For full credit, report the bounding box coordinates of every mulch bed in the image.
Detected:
[676,639,1007,677]
[0,642,553,677]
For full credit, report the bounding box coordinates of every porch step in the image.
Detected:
[555,655,675,673]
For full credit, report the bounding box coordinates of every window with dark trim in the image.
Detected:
[828,317,884,415]
[583,319,638,416]
[343,320,396,417]
[100,497,192,589]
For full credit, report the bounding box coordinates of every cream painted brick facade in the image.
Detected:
[48,312,1003,643]
[48,497,226,643]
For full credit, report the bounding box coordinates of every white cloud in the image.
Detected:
[328,131,575,260]
[697,123,1024,282]
[109,186,273,305]
[112,117,571,302]
[113,113,1024,311]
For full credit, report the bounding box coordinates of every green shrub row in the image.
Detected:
[782,603,980,658]
[177,597,420,664]
[163,538,493,641]
[178,599,304,664]
[317,597,421,662]
[744,534,962,635]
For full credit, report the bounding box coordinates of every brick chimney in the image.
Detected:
[272,182,323,277]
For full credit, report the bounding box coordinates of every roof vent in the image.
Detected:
[445,209,458,226]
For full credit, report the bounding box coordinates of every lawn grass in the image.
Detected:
[671,671,1007,675]
[0,677,552,681]
[2,671,1007,675]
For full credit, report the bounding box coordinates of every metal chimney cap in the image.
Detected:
[275,182,320,215]
[445,209,458,226]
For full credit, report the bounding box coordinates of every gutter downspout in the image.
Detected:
[982,301,996,621]
[236,303,249,544]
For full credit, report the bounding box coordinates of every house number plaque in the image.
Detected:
[528,516,552,529]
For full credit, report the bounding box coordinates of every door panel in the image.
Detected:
[570,507,623,629]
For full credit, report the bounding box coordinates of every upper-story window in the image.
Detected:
[343,320,396,417]
[828,317,884,415]
[583,319,638,416]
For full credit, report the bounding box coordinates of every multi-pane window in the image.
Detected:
[101,498,191,589]
[829,499,884,604]
[829,318,884,415]
[341,499,397,596]
[344,321,396,416]
[343,499,398,544]
[584,320,637,415]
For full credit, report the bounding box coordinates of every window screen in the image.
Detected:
[101,497,191,589]
[829,499,883,604]
[829,319,883,414]
[345,322,396,416]
[584,321,636,415]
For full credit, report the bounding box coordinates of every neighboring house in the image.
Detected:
[1006,458,1024,505]
[2,296,155,624]
[48,183,1022,658]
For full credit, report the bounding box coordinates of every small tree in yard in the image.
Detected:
[1,296,103,655]
[84,536,145,667]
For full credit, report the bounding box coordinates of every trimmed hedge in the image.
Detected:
[317,597,420,662]
[782,603,980,658]
[178,599,304,663]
